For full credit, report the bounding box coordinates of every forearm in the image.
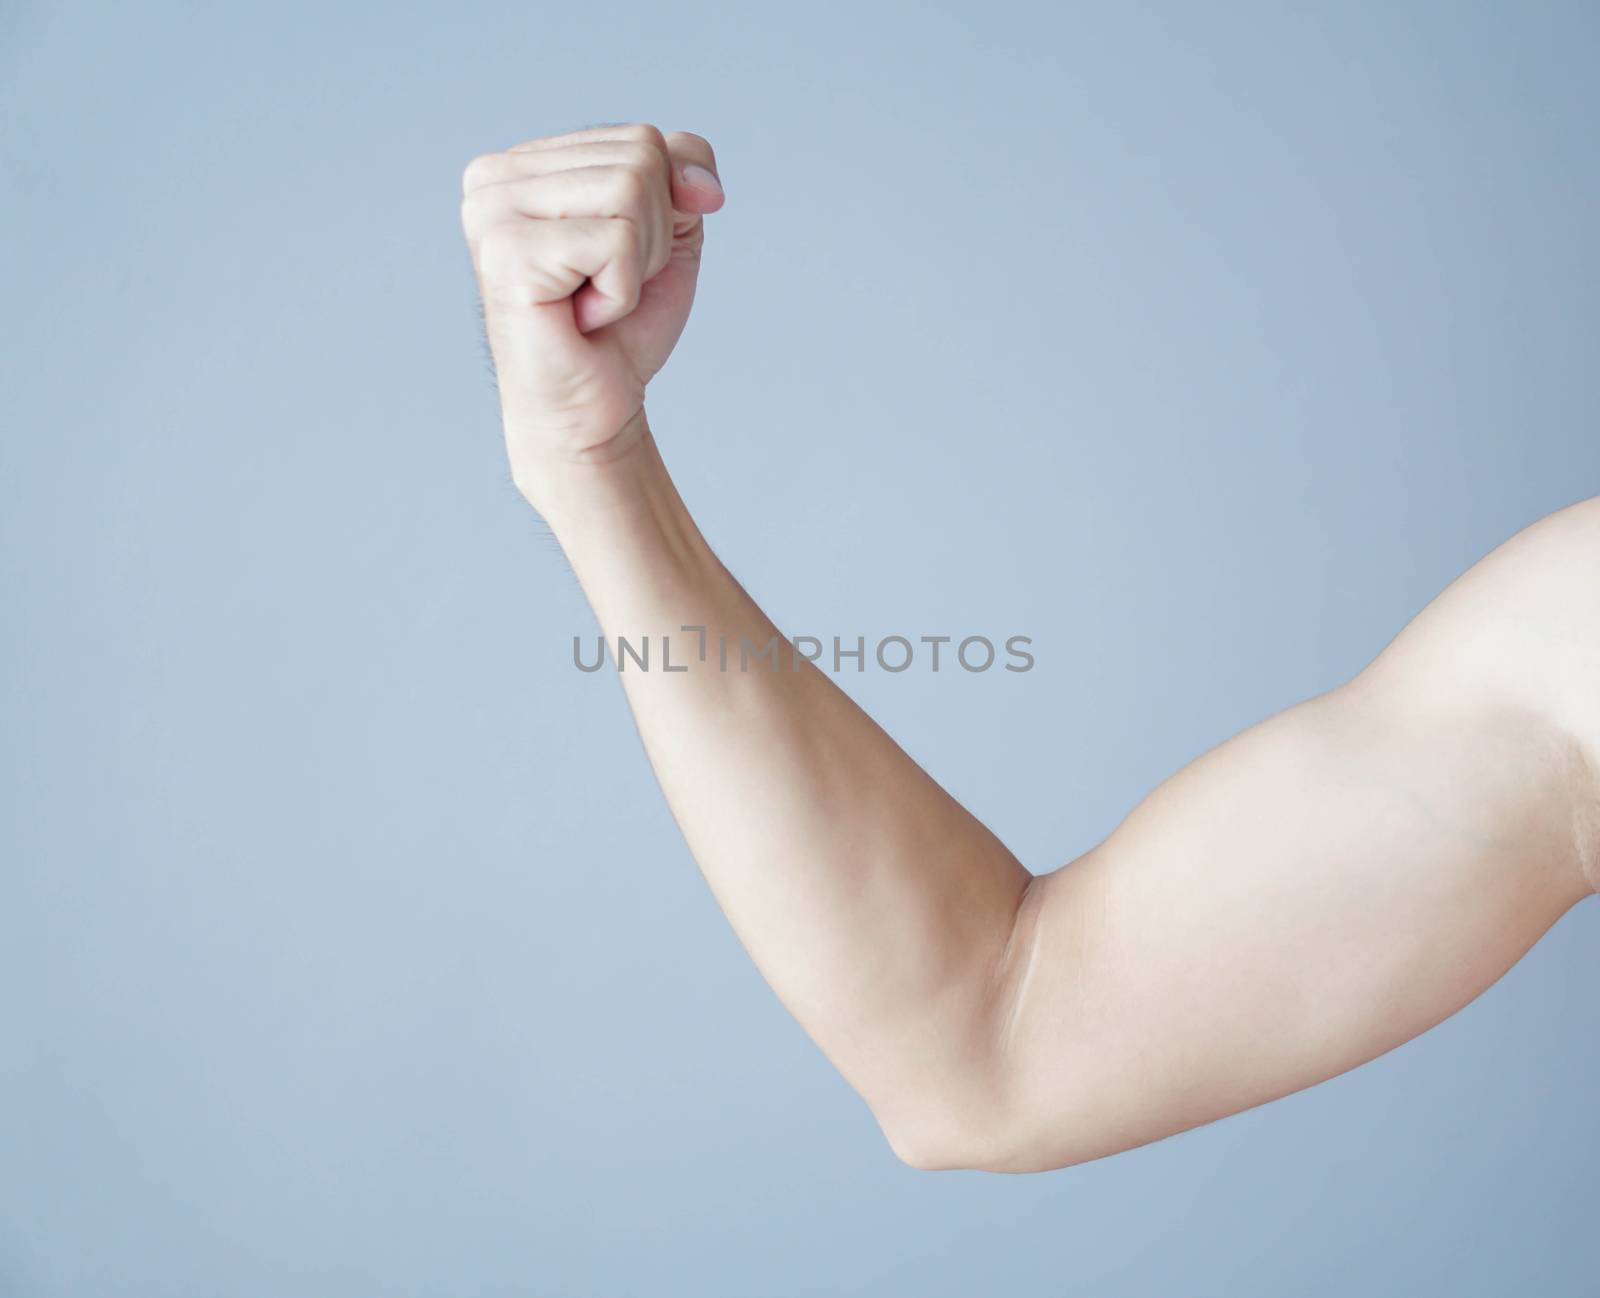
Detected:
[535,415,1034,1148]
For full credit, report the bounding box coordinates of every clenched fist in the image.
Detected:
[461,123,725,507]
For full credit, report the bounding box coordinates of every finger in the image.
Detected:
[464,164,661,224]
[663,131,724,226]
[462,139,668,196]
[471,216,644,326]
[570,279,625,334]
[462,165,671,279]
[509,121,668,156]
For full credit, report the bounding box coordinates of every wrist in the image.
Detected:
[511,409,693,550]
[510,408,656,521]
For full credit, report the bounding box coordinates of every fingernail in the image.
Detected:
[682,163,723,196]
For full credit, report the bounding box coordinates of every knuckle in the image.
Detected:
[477,232,563,306]
[613,165,651,207]
[620,139,669,179]
[609,215,642,260]
[461,152,499,194]
[615,267,644,310]
[473,222,521,272]
[458,187,494,231]
[609,266,642,310]
[619,121,668,153]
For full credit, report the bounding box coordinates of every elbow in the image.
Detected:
[872,1063,1124,1172]
[883,1139,979,1177]
[881,1119,973,1173]
[875,1098,1062,1175]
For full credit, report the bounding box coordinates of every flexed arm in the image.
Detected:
[462,124,1599,1172]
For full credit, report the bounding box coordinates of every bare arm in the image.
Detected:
[986,503,1600,1169]
[462,124,1599,1172]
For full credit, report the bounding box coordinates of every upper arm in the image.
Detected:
[980,496,1600,1172]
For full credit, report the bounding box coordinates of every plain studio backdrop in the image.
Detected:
[3,2,1598,1294]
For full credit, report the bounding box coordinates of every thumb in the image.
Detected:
[664,131,725,220]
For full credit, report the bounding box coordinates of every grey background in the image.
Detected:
[4,1,1598,1294]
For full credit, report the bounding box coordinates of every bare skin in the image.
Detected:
[461,123,1600,1172]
